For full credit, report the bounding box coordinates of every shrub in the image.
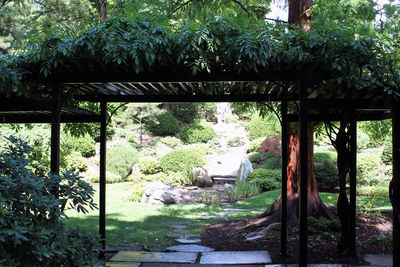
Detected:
[0,136,99,266]
[139,157,161,175]
[226,181,260,201]
[259,135,281,157]
[107,146,140,178]
[224,114,239,123]
[63,151,88,172]
[227,136,244,147]
[160,136,182,148]
[314,151,338,189]
[308,217,340,235]
[247,137,265,153]
[246,114,280,140]
[86,170,123,183]
[248,152,269,164]
[160,148,206,172]
[197,103,217,122]
[187,143,213,156]
[145,111,179,136]
[357,153,380,185]
[260,156,282,170]
[381,135,392,165]
[357,129,370,150]
[171,103,198,123]
[357,185,389,198]
[127,183,145,202]
[247,168,281,191]
[179,119,216,143]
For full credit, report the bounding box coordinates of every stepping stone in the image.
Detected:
[199,215,229,221]
[251,210,263,214]
[160,221,192,226]
[175,238,201,244]
[168,224,187,229]
[199,250,271,264]
[245,232,264,241]
[166,244,215,253]
[109,251,197,263]
[223,208,249,212]
[173,229,190,233]
[106,263,140,267]
[165,233,201,238]
[364,254,393,266]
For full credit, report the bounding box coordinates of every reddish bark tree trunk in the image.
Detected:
[288,0,312,30]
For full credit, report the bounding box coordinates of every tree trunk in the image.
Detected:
[288,0,312,30]
[259,123,335,228]
[99,0,107,22]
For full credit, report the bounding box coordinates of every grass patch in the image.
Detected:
[64,185,391,247]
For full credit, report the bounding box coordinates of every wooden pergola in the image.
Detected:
[1,58,398,266]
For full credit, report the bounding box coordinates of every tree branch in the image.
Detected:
[231,0,251,16]
[171,0,193,16]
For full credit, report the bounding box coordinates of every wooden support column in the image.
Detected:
[100,101,107,256]
[299,82,308,267]
[281,89,288,257]
[391,106,400,266]
[51,84,61,176]
[349,113,357,257]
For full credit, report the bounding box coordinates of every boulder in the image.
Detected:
[142,181,192,204]
[236,156,253,182]
[193,168,213,187]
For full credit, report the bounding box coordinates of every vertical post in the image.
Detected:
[349,114,357,257]
[100,101,107,256]
[281,89,288,257]
[51,84,61,176]
[391,106,400,267]
[299,82,308,267]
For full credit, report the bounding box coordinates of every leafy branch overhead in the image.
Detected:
[0,14,399,95]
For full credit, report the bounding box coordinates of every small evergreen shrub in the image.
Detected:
[187,143,213,156]
[138,157,161,175]
[179,119,216,143]
[87,170,123,183]
[246,115,280,140]
[127,183,145,202]
[227,136,244,147]
[248,152,269,164]
[308,217,340,235]
[160,148,206,172]
[171,103,198,123]
[146,111,179,136]
[247,168,281,191]
[107,146,140,178]
[357,153,380,185]
[314,151,338,189]
[160,136,182,148]
[64,133,96,157]
[247,137,265,153]
[63,151,88,172]
[260,156,282,170]
[381,135,392,165]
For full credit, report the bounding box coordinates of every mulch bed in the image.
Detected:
[201,212,393,264]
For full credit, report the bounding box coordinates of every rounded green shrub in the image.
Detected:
[179,119,216,143]
[260,156,281,170]
[63,132,95,158]
[247,137,265,153]
[138,157,161,175]
[127,183,145,202]
[247,168,281,191]
[160,136,182,148]
[357,152,381,186]
[246,115,280,141]
[187,143,213,156]
[314,151,338,190]
[171,103,198,123]
[146,111,179,136]
[63,151,88,172]
[87,171,123,183]
[160,148,206,172]
[248,152,269,164]
[381,135,392,165]
[107,146,140,178]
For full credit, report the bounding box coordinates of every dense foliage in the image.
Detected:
[314,151,338,189]
[145,111,179,136]
[179,119,216,143]
[247,168,281,191]
[247,114,280,140]
[107,146,140,178]
[0,136,99,266]
[160,147,206,172]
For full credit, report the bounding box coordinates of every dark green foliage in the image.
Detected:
[171,103,198,123]
[357,152,381,185]
[314,151,338,189]
[246,137,264,153]
[247,168,281,191]
[248,152,269,164]
[160,148,205,172]
[107,146,140,178]
[381,134,392,165]
[260,156,282,170]
[308,217,340,238]
[63,133,96,157]
[368,233,392,247]
[0,136,99,266]
[145,111,179,136]
[179,119,216,143]
[246,114,280,141]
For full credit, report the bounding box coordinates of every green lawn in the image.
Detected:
[64,183,391,248]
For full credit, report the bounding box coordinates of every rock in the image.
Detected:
[142,182,192,204]
[166,244,215,253]
[245,222,281,241]
[175,238,201,244]
[131,163,141,176]
[193,168,213,188]
[224,183,233,189]
[165,233,201,239]
[235,156,253,182]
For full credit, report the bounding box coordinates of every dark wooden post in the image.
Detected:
[349,114,357,257]
[391,106,400,266]
[281,89,288,257]
[50,84,61,177]
[100,101,107,256]
[299,82,308,267]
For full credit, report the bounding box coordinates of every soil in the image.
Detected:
[201,211,393,264]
